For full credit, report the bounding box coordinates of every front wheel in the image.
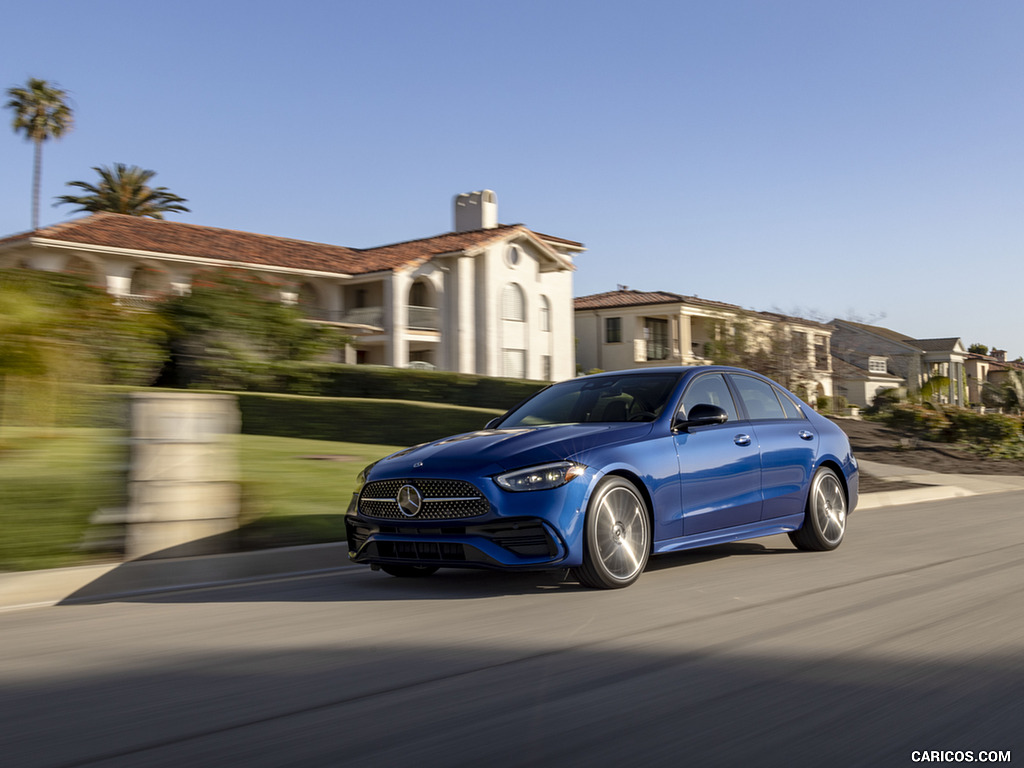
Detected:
[573,476,651,589]
[789,466,847,551]
[380,564,439,578]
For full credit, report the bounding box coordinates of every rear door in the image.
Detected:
[726,374,816,521]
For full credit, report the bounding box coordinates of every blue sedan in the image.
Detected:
[345,367,858,589]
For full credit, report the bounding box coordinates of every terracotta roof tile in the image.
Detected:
[574,289,742,312]
[1,213,572,276]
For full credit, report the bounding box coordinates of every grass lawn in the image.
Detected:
[235,434,402,550]
[0,429,402,572]
[0,428,128,572]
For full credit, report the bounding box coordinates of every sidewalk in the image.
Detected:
[856,459,1024,509]
[3,462,1023,612]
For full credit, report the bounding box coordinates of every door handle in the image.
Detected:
[734,434,752,447]
[798,430,815,441]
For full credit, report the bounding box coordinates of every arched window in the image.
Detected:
[410,280,428,307]
[539,295,551,332]
[502,283,525,322]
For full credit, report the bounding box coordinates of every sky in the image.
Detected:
[3,0,1023,359]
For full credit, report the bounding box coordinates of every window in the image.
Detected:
[790,331,808,362]
[605,317,622,344]
[868,357,887,374]
[730,375,787,421]
[539,296,551,332]
[409,280,427,307]
[502,349,525,378]
[505,244,522,267]
[644,317,669,361]
[542,355,552,381]
[814,335,829,370]
[679,373,738,422]
[502,283,525,321]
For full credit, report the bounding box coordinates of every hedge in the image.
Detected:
[884,403,1023,445]
[234,391,503,445]
[238,363,547,411]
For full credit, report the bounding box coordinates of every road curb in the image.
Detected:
[0,542,351,612]
[855,485,975,511]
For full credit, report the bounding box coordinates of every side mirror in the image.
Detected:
[673,403,728,432]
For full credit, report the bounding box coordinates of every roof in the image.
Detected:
[0,213,579,276]
[574,289,832,329]
[574,289,743,313]
[915,338,963,352]
[832,320,965,353]
[831,355,904,381]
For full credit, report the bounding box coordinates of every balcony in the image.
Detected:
[407,305,439,331]
[301,306,385,329]
[113,293,159,310]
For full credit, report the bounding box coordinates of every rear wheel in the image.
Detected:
[380,564,439,578]
[573,476,650,589]
[789,466,847,551]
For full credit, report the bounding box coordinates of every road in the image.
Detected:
[2,492,1022,768]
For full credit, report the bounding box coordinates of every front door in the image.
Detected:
[674,373,763,535]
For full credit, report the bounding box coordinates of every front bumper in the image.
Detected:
[345,516,569,570]
[345,471,591,570]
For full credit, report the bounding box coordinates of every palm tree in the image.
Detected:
[56,163,190,219]
[5,78,74,230]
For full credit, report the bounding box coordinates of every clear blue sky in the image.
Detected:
[4,0,1023,358]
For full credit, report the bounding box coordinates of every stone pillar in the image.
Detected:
[126,392,240,560]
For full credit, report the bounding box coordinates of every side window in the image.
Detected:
[730,375,786,421]
[775,386,805,420]
[679,373,739,423]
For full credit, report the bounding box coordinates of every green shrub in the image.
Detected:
[241,363,547,411]
[945,409,1022,443]
[885,403,953,441]
[234,391,502,445]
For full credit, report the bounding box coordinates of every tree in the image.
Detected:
[968,343,989,355]
[157,270,338,390]
[56,163,190,219]
[0,269,168,430]
[5,78,74,231]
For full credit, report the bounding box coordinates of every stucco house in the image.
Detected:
[830,319,967,407]
[0,190,582,381]
[574,288,834,401]
[965,348,1024,406]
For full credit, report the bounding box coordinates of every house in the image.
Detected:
[965,348,1024,407]
[574,288,834,401]
[830,319,967,406]
[830,356,904,409]
[0,190,583,381]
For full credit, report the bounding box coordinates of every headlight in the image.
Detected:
[355,461,378,492]
[494,461,586,492]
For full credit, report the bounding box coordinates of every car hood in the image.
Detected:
[372,423,653,478]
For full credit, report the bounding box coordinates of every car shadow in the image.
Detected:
[59,540,800,606]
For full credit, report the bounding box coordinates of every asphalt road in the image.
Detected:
[2,492,1022,768]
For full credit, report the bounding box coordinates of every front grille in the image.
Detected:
[359,478,489,520]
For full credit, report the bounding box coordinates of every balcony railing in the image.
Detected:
[113,293,159,310]
[301,306,385,329]
[407,305,440,331]
[302,305,439,332]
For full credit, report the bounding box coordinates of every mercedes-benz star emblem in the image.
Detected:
[397,484,423,517]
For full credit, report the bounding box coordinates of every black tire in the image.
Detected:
[789,466,847,551]
[573,476,651,589]
[380,564,439,578]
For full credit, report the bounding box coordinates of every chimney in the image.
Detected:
[992,348,1007,362]
[454,190,497,232]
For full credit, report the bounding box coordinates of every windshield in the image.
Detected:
[497,373,683,428]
